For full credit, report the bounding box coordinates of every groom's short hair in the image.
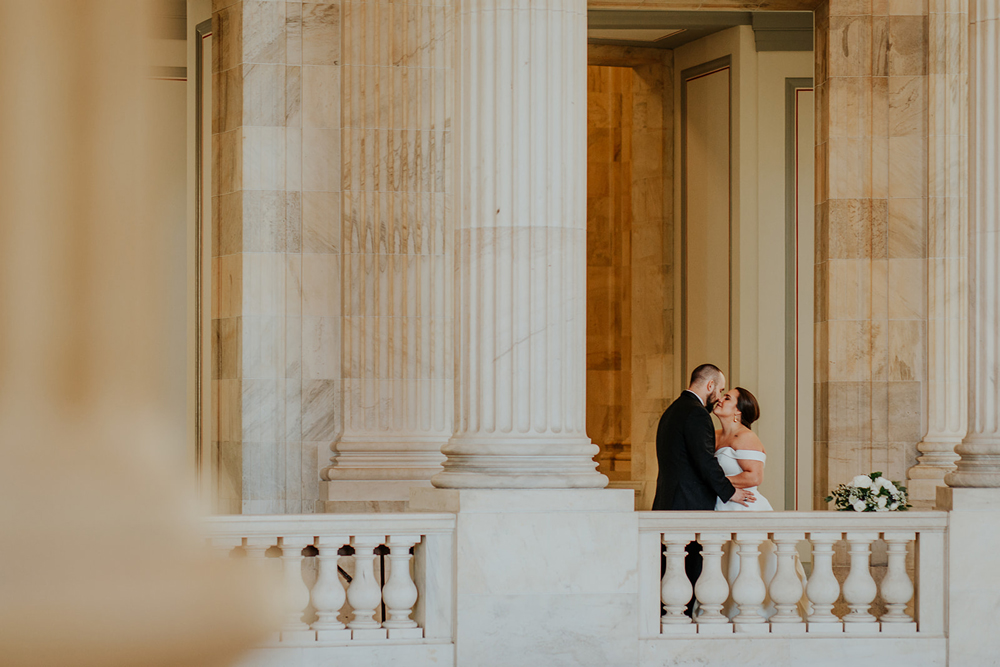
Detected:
[690,363,723,387]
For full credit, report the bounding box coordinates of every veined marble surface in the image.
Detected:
[414,489,639,667]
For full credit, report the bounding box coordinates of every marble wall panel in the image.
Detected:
[212,0,341,514]
[814,0,929,506]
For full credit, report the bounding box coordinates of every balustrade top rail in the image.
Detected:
[638,510,948,533]
[203,513,457,538]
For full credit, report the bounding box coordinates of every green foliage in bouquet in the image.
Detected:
[824,471,912,512]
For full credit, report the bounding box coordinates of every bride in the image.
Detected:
[711,387,807,620]
[712,387,771,511]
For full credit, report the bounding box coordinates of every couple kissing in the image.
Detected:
[652,364,800,620]
[652,363,770,512]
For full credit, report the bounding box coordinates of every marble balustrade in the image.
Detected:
[203,513,456,645]
[205,510,948,654]
[639,512,947,638]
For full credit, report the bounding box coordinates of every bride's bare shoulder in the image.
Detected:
[734,429,765,453]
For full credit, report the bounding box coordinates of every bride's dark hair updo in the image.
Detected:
[734,387,760,429]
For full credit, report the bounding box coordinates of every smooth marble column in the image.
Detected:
[910,0,969,501]
[433,0,606,488]
[947,0,1000,488]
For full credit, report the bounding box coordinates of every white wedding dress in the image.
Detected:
[713,447,808,621]
[714,447,773,511]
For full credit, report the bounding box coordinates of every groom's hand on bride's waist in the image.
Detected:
[731,488,756,506]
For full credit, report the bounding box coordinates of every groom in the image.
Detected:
[653,363,753,613]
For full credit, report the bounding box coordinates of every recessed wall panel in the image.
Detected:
[682,63,731,379]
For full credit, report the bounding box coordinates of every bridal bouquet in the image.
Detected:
[825,472,911,512]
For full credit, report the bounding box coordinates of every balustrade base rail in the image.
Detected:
[233,642,456,667]
[640,636,947,667]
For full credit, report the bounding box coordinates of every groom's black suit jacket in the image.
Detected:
[652,391,736,510]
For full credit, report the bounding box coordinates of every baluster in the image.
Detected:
[842,531,879,633]
[731,532,768,633]
[348,536,388,639]
[880,531,916,631]
[383,534,423,639]
[279,536,315,642]
[311,535,352,641]
[769,532,806,633]
[660,533,696,635]
[694,532,732,634]
[806,532,843,634]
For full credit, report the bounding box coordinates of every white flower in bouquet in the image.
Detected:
[826,472,912,512]
[851,474,873,489]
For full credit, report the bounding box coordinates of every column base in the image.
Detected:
[431,437,608,489]
[320,435,447,503]
[944,436,1000,488]
[908,437,961,501]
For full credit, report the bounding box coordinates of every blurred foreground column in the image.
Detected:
[0,2,273,665]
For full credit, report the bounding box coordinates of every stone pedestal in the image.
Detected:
[410,489,638,666]
[936,487,1000,665]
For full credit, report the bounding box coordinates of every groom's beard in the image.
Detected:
[706,399,717,412]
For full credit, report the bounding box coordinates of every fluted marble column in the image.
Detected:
[948,0,1000,487]
[432,0,606,488]
[909,0,969,500]
[321,0,453,504]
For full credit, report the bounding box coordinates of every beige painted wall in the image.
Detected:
[794,86,816,510]
[683,66,732,379]
[675,28,815,510]
[755,51,815,509]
